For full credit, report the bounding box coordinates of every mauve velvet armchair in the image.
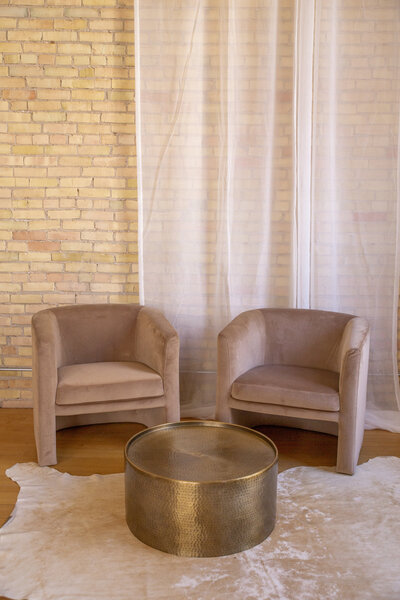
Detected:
[216,308,370,475]
[32,303,180,466]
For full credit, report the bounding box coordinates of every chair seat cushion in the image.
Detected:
[56,361,164,406]
[231,365,340,412]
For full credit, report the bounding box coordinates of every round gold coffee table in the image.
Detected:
[125,420,278,557]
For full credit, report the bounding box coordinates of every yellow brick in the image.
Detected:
[14,167,46,177]
[29,178,58,187]
[0,262,28,272]
[79,32,113,43]
[3,55,19,64]
[79,67,95,77]
[71,89,105,100]
[32,112,66,122]
[0,390,21,399]
[28,101,61,111]
[21,19,54,29]
[92,44,125,56]
[109,90,134,101]
[94,67,127,78]
[90,55,107,66]
[10,101,28,111]
[56,56,72,65]
[54,18,87,30]
[28,262,63,273]
[20,55,38,65]
[83,0,116,5]
[0,77,25,88]
[23,42,57,54]
[70,78,111,89]
[0,39,20,50]
[110,294,138,303]
[26,77,60,88]
[72,55,91,66]
[44,67,77,77]
[0,178,16,187]
[59,178,92,187]
[23,282,54,292]
[8,123,41,133]
[100,8,132,19]
[77,145,110,155]
[9,65,41,77]
[101,113,133,123]
[28,220,61,230]
[112,189,137,199]
[0,7,27,16]
[46,188,78,199]
[30,7,63,17]
[82,167,115,177]
[58,43,89,54]
[90,20,123,30]
[94,177,124,188]
[11,294,43,303]
[59,156,91,166]
[8,30,42,41]
[36,89,70,100]
[97,263,130,273]
[43,31,78,42]
[111,79,134,89]
[114,33,134,44]
[65,8,98,17]
[13,145,43,155]
[48,210,81,219]
[61,101,91,112]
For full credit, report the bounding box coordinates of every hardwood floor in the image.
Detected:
[0,408,399,600]
[1,408,399,531]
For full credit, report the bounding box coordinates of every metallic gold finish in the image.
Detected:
[125,421,278,557]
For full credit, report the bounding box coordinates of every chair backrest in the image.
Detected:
[46,304,143,366]
[260,308,354,372]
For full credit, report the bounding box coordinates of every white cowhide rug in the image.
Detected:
[0,457,400,600]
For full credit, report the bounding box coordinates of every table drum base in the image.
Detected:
[125,421,278,557]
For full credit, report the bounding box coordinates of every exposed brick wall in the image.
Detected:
[0,0,137,406]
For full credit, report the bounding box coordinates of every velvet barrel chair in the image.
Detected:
[216,308,370,475]
[32,303,180,466]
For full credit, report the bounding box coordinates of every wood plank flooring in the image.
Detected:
[0,408,399,600]
[1,408,399,527]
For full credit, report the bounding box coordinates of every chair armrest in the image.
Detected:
[338,317,370,375]
[31,309,62,465]
[135,307,179,409]
[32,309,62,405]
[337,317,370,473]
[217,309,266,401]
[135,306,179,378]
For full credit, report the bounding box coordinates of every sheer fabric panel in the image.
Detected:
[136,0,400,429]
[310,1,400,429]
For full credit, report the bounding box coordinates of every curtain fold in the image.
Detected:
[136,0,400,430]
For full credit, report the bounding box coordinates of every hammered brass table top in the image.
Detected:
[125,420,277,482]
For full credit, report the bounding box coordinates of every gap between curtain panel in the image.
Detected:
[292,0,315,309]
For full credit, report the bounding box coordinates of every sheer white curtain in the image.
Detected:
[135,0,400,430]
